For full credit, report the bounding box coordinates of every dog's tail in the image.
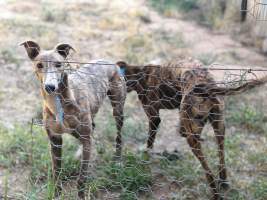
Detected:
[193,76,267,96]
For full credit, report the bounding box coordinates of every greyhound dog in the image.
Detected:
[21,41,126,199]
[117,58,267,200]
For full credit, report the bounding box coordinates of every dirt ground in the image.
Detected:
[0,0,267,199]
[0,0,267,125]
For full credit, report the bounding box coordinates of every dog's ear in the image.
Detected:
[55,43,75,58]
[116,61,128,76]
[20,41,40,60]
[116,61,128,69]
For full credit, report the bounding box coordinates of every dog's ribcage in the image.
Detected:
[68,60,117,115]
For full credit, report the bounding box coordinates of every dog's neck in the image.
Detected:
[128,70,148,104]
[135,83,149,105]
[41,73,76,124]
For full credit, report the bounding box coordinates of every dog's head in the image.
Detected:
[21,41,75,95]
[116,61,147,93]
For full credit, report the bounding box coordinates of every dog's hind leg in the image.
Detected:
[180,100,221,199]
[210,105,229,190]
[186,133,221,199]
[47,130,63,196]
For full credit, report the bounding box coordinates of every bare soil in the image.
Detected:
[0,0,266,199]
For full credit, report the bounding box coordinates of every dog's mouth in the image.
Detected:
[43,74,66,95]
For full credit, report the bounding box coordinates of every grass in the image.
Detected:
[1,97,267,199]
[222,97,267,200]
[0,95,266,200]
[122,33,155,64]
[0,122,199,199]
[3,172,8,200]
[0,48,20,67]
[0,125,266,199]
[0,124,80,199]
[149,0,231,29]
[149,0,199,16]
[224,134,243,166]
[0,121,150,199]
[94,108,146,143]
[0,0,266,199]
[123,117,147,142]
[89,151,152,200]
[95,112,117,141]
[197,52,218,65]
[250,179,267,200]
[41,4,69,23]
[156,31,188,49]
[226,101,267,135]
[0,125,38,168]
[1,16,59,50]
[158,152,200,186]
[248,152,267,169]
[0,124,79,179]
[120,30,188,64]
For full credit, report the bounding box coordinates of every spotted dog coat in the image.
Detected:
[21,41,126,199]
[117,58,267,200]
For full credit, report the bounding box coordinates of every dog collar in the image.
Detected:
[55,95,64,125]
[119,68,125,76]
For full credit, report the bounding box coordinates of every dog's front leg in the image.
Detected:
[77,127,92,199]
[144,107,161,149]
[108,83,126,158]
[47,129,63,196]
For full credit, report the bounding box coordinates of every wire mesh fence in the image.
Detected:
[1,1,267,200]
[250,0,267,21]
[1,42,267,199]
[241,0,267,21]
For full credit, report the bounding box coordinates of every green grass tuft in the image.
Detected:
[0,124,80,199]
[149,0,199,15]
[89,151,152,199]
[250,179,267,200]
[226,103,267,135]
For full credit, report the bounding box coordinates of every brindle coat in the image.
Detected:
[117,58,267,200]
[21,41,126,199]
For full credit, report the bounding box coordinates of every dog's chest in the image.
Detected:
[45,109,84,135]
[44,95,58,116]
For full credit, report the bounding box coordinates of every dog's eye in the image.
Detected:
[36,63,43,69]
[55,62,61,68]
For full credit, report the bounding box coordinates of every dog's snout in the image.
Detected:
[45,84,56,93]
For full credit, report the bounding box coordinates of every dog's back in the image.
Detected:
[69,59,124,115]
[143,57,203,87]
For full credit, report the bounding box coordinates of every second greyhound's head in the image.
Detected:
[21,41,75,95]
[116,61,148,93]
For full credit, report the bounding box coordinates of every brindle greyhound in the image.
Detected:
[21,41,126,199]
[117,58,267,200]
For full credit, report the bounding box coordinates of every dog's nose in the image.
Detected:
[45,84,56,93]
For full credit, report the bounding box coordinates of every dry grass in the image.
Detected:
[0,0,266,199]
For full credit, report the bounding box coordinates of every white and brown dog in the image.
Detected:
[21,41,126,199]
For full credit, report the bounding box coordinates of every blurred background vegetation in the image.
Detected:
[0,0,266,199]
